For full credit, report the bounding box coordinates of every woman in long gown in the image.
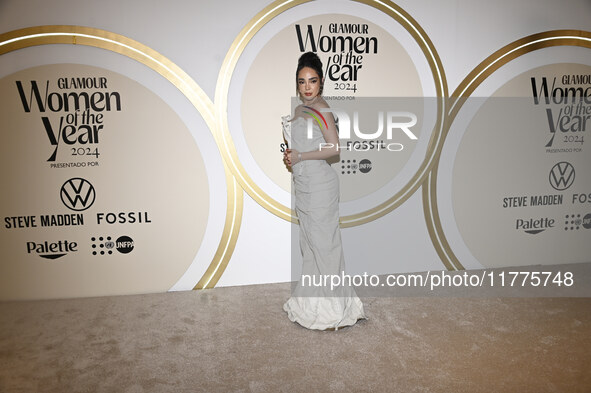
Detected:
[282,52,366,331]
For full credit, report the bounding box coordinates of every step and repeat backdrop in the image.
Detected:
[0,0,589,299]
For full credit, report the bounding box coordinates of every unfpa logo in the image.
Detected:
[564,214,591,231]
[359,159,372,173]
[340,159,372,175]
[91,235,134,255]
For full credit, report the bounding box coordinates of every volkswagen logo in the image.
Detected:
[60,178,96,211]
[549,162,575,191]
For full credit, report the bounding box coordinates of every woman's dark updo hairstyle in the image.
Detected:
[296,51,324,95]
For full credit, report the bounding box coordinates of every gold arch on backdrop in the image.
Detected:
[215,0,448,227]
[0,25,243,289]
[422,30,591,271]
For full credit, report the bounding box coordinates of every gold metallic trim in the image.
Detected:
[0,25,243,289]
[215,0,448,227]
[194,162,244,289]
[216,0,308,223]
[423,30,591,271]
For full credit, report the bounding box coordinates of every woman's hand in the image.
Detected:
[283,148,301,168]
[283,148,292,168]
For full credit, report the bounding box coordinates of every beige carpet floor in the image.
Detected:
[1,280,590,392]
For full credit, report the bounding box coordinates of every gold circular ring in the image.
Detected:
[423,30,591,270]
[0,25,243,288]
[215,0,448,227]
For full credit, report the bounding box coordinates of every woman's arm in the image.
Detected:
[285,102,340,166]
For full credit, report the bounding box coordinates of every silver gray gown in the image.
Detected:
[282,116,366,330]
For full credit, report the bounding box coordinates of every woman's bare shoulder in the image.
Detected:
[313,97,330,109]
[293,104,305,116]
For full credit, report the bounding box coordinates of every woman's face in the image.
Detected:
[297,67,322,103]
